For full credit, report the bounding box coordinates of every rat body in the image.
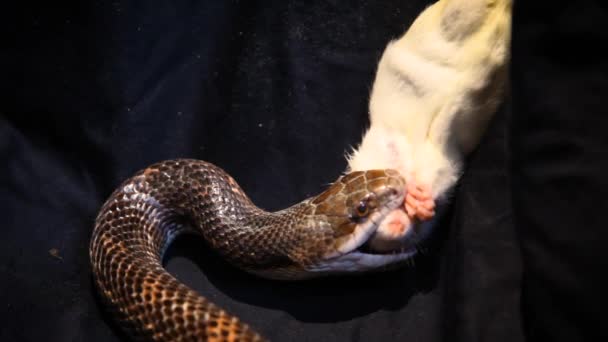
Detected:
[348,0,512,251]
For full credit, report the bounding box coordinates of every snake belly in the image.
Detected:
[90,159,412,341]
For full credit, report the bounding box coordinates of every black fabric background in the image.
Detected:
[1,0,606,341]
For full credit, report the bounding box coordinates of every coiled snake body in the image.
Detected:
[90,159,416,341]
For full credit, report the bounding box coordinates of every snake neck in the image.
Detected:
[92,160,318,279]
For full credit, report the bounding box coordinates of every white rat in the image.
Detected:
[347,0,512,252]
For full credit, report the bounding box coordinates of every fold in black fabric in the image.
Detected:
[511,1,608,341]
[1,1,604,341]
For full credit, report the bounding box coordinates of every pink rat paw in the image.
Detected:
[404,181,435,222]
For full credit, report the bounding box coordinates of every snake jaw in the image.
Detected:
[311,191,418,274]
[311,250,418,274]
[331,216,384,257]
[324,196,402,259]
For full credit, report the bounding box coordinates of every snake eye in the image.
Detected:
[350,194,377,222]
[355,201,369,217]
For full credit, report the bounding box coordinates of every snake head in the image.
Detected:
[302,169,415,275]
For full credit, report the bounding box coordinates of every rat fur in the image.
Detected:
[347,0,512,251]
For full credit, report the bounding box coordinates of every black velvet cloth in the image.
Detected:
[1,1,606,341]
[511,1,608,341]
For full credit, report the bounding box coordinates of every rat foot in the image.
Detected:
[404,179,435,221]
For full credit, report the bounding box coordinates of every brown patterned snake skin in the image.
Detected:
[90,159,417,341]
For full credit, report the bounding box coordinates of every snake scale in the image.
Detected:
[90,159,418,341]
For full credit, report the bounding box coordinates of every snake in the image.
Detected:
[89,159,419,341]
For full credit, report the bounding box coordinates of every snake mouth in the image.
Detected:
[312,193,417,274]
[355,239,418,256]
[352,196,419,255]
[351,215,419,258]
[355,208,421,256]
